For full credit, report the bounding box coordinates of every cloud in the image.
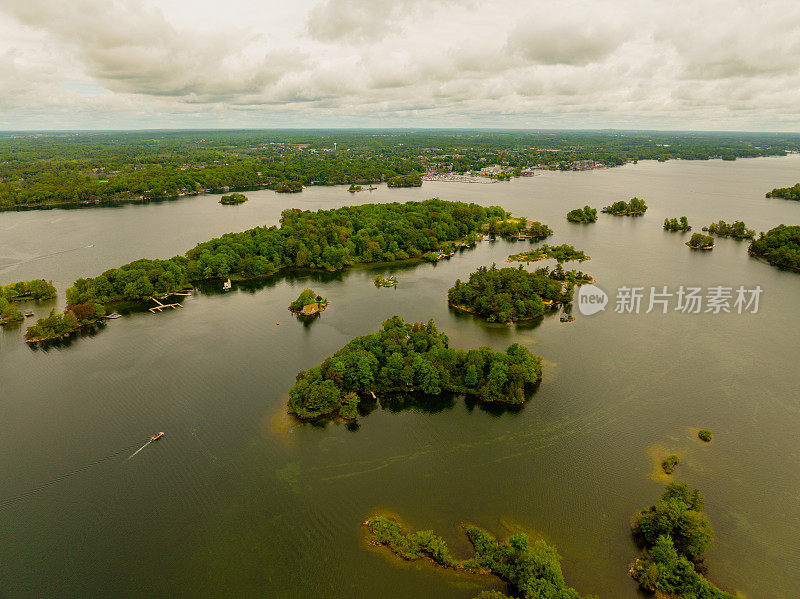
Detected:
[0,0,799,130]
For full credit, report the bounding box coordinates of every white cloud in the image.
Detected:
[0,0,799,130]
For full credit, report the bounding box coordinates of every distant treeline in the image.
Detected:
[1,129,796,208]
[66,199,508,304]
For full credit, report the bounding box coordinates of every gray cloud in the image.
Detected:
[0,0,799,130]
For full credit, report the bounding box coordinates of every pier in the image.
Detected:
[148,297,183,313]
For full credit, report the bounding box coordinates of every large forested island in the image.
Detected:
[365,516,594,599]
[448,265,574,323]
[66,199,508,305]
[765,182,800,201]
[287,316,542,420]
[1,130,796,209]
[748,224,800,270]
[630,483,733,598]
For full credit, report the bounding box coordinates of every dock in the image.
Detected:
[149,297,183,313]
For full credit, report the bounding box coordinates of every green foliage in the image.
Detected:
[766,182,800,201]
[24,302,104,342]
[287,316,542,419]
[219,192,248,204]
[373,275,398,287]
[386,173,422,187]
[661,454,679,474]
[0,130,793,209]
[749,224,800,270]
[508,244,589,263]
[698,429,713,442]
[347,184,363,192]
[67,199,507,304]
[603,197,647,215]
[0,297,23,323]
[707,220,754,239]
[366,517,593,599]
[1,279,57,301]
[566,206,597,223]
[664,216,691,231]
[630,484,733,598]
[448,265,575,323]
[686,233,715,249]
[289,288,325,311]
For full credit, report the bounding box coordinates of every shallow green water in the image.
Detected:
[2,157,799,598]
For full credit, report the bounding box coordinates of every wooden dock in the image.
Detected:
[149,297,183,313]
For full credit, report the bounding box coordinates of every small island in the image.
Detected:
[663,216,691,231]
[698,429,713,442]
[603,197,647,215]
[765,182,800,201]
[661,454,679,474]
[364,516,591,599]
[287,316,542,420]
[386,173,422,188]
[288,288,328,318]
[373,274,398,287]
[448,265,574,323]
[347,184,363,193]
[507,243,589,263]
[705,220,754,239]
[25,302,105,343]
[749,225,800,270]
[630,483,734,598]
[566,205,598,223]
[2,279,57,301]
[219,192,248,205]
[686,233,715,250]
[273,180,303,193]
[483,216,553,241]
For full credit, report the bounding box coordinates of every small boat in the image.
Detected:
[151,432,165,441]
[222,278,232,290]
[23,309,34,317]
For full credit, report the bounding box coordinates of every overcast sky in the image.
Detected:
[1,0,799,131]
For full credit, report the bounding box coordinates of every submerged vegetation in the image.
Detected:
[66,199,507,305]
[661,454,679,474]
[765,182,800,201]
[748,225,800,270]
[603,197,647,215]
[706,220,754,239]
[287,316,542,420]
[566,206,598,223]
[24,303,105,343]
[663,216,691,231]
[219,192,248,205]
[686,233,715,250]
[507,244,589,263]
[448,265,573,323]
[365,516,595,599]
[630,483,733,598]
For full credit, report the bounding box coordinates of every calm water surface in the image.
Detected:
[1,157,799,598]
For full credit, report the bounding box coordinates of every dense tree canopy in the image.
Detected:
[386,173,422,187]
[66,199,507,304]
[664,216,691,232]
[765,183,800,201]
[287,316,542,419]
[748,224,800,270]
[365,516,596,599]
[566,206,597,223]
[289,288,326,312]
[1,279,57,301]
[219,192,248,205]
[25,303,105,342]
[1,130,794,209]
[603,197,647,215]
[448,265,574,322]
[686,233,715,249]
[630,483,733,598]
[707,220,754,239]
[507,244,589,263]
